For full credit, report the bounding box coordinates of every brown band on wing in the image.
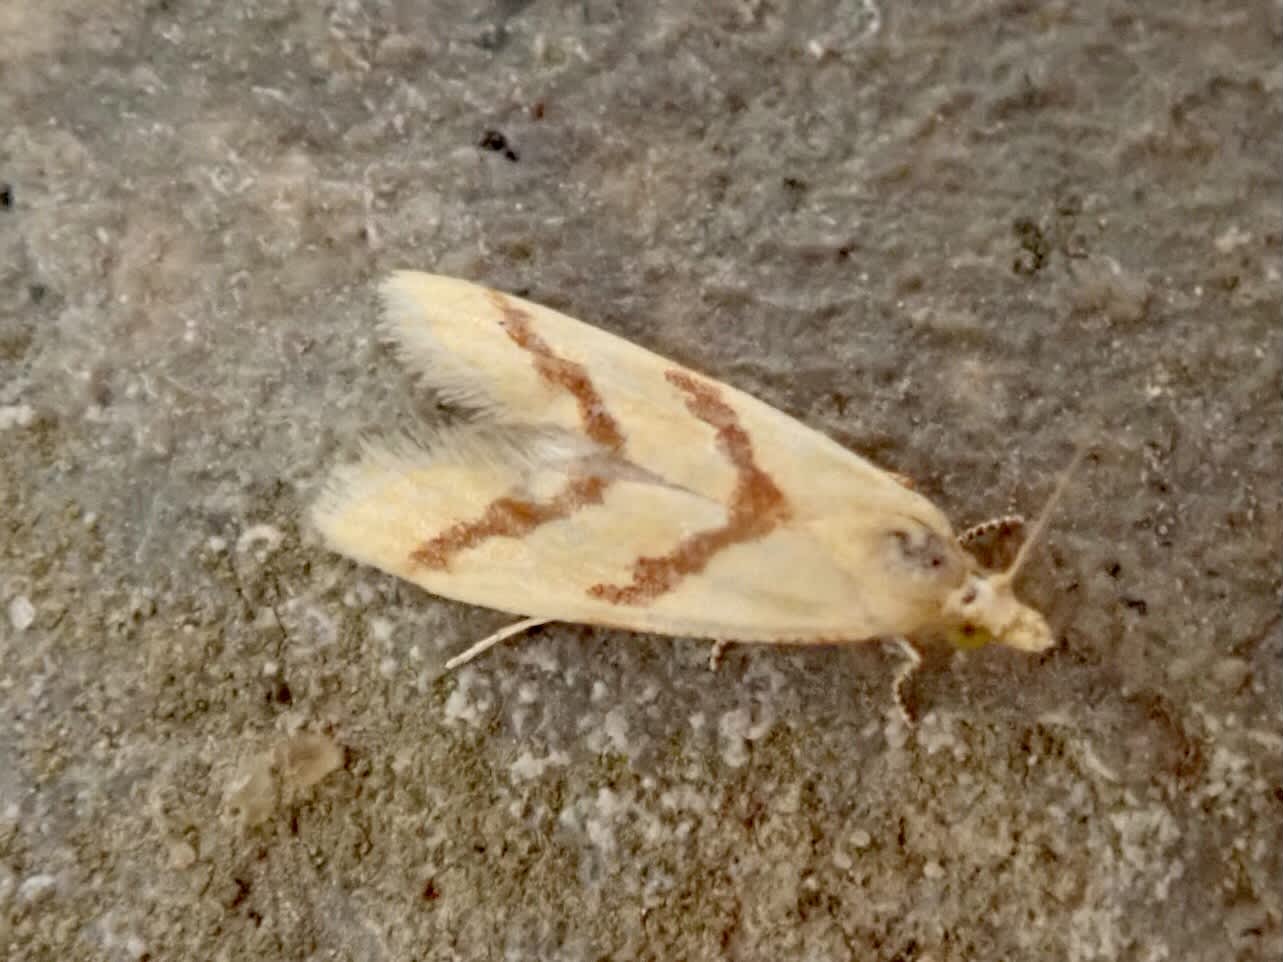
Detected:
[588,370,791,606]
[488,291,624,451]
[411,475,608,570]
[410,293,623,570]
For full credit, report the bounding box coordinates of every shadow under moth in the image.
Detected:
[312,273,1077,715]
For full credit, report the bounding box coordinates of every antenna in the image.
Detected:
[995,441,1088,585]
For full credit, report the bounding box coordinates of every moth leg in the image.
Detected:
[708,639,730,672]
[888,637,923,727]
[959,514,1024,547]
[445,617,552,670]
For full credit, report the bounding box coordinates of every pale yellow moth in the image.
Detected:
[313,273,1074,688]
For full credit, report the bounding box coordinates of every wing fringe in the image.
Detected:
[310,423,598,536]
[378,272,509,417]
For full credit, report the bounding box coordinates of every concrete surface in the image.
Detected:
[1,1,1279,959]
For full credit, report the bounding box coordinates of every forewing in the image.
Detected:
[380,273,947,523]
[312,429,903,640]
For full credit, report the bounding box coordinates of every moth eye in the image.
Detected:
[960,586,978,605]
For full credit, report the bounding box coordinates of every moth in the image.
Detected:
[313,273,1075,693]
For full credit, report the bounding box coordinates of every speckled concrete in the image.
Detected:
[1,2,1279,959]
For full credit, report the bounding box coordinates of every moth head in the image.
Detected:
[940,443,1086,653]
[940,571,1052,652]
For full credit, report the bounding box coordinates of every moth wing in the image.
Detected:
[380,272,952,526]
[311,428,933,641]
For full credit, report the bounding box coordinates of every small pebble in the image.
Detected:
[7,596,35,631]
[18,874,56,904]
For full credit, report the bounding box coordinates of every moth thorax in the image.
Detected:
[943,573,1054,652]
